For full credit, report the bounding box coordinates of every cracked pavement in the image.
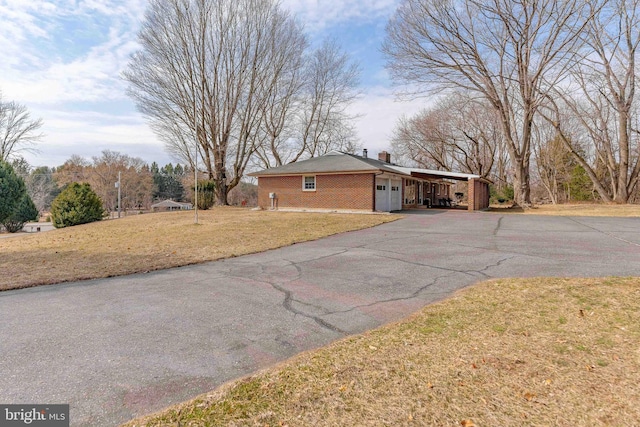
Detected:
[1,210,639,426]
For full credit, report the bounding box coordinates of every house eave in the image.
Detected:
[251,169,410,178]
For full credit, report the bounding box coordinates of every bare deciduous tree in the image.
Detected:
[532,123,574,204]
[544,0,640,203]
[392,114,453,170]
[0,92,43,162]
[125,0,341,205]
[27,166,57,214]
[253,39,361,168]
[90,150,153,212]
[252,22,307,168]
[295,40,361,159]
[53,155,91,187]
[392,93,508,184]
[12,159,57,214]
[384,0,597,206]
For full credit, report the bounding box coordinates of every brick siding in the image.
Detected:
[468,178,490,211]
[258,174,375,211]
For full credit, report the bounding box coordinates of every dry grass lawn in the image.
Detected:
[0,207,397,291]
[490,203,640,217]
[124,277,640,427]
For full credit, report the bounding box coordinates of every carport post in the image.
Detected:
[468,178,475,211]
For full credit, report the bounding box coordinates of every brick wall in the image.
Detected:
[468,179,490,211]
[257,174,375,211]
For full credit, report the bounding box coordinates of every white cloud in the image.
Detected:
[0,0,145,105]
[20,108,172,167]
[282,0,399,32]
[0,2,54,68]
[4,0,412,169]
[349,86,431,153]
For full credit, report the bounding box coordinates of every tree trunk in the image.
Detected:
[214,159,228,205]
[506,140,531,207]
[614,112,630,203]
[614,184,629,204]
[214,182,228,205]
[512,162,531,207]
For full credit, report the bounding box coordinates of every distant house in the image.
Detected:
[151,200,193,212]
[249,150,490,212]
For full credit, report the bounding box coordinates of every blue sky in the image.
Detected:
[0,0,426,168]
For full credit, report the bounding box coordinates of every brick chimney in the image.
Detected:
[378,151,391,163]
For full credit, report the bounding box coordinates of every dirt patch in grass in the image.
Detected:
[123,277,640,427]
[490,203,640,217]
[0,207,397,291]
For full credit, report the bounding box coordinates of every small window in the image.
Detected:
[303,175,316,191]
[376,185,386,191]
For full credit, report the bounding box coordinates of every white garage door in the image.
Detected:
[390,179,402,211]
[375,179,389,212]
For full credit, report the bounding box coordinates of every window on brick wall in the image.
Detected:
[303,175,316,191]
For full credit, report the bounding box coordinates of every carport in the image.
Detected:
[388,166,491,211]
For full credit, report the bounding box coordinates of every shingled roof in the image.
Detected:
[248,151,408,177]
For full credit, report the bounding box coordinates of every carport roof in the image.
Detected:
[387,166,481,181]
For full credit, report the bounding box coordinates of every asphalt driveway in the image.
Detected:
[1,210,639,426]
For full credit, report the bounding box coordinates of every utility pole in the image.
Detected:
[193,110,199,225]
[117,171,121,219]
[194,144,198,224]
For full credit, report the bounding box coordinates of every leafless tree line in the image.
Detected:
[391,93,510,190]
[55,151,154,213]
[14,150,260,216]
[545,0,640,203]
[385,0,640,205]
[124,0,360,205]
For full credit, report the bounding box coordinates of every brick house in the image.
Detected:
[249,151,490,212]
[150,200,193,212]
